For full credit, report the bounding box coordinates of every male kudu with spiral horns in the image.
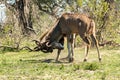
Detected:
[33,13,101,62]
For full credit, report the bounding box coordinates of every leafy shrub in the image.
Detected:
[83,62,99,71]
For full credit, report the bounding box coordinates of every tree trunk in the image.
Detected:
[16,0,35,36]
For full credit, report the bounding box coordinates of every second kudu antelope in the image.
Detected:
[33,13,101,62]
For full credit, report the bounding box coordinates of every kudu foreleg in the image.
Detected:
[55,49,61,62]
[71,34,74,57]
[67,35,74,62]
[73,33,77,48]
[55,36,64,62]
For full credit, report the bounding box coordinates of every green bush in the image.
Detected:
[83,62,99,71]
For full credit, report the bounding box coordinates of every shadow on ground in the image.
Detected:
[20,57,70,64]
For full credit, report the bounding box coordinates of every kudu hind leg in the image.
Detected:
[80,35,91,62]
[83,37,91,62]
[91,34,101,61]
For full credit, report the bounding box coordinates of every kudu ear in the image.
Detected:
[50,42,64,50]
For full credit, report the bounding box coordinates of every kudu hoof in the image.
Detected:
[69,57,74,62]
[55,60,58,62]
[55,60,61,63]
[55,59,60,63]
[83,59,87,62]
[99,58,102,62]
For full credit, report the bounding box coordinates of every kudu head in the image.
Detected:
[33,19,64,53]
[33,39,64,53]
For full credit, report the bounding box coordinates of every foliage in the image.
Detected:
[83,62,99,71]
[81,0,120,42]
[33,0,66,17]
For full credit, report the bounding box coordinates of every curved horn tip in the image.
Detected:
[46,41,51,47]
[32,40,40,45]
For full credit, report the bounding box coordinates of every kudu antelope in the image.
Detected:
[33,13,101,62]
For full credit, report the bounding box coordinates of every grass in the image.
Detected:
[0,47,120,80]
